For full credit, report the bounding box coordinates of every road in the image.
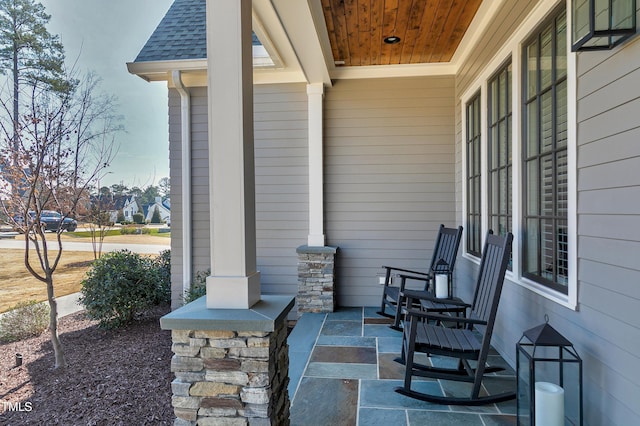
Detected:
[0,237,168,254]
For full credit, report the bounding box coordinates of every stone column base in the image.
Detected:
[161,296,294,425]
[296,245,338,316]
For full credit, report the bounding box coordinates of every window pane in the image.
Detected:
[556,80,568,148]
[507,115,512,163]
[542,155,554,217]
[556,11,567,78]
[527,101,539,157]
[499,71,507,116]
[541,90,553,152]
[500,168,508,215]
[527,42,538,98]
[541,219,555,281]
[491,80,498,123]
[540,26,553,90]
[491,216,499,235]
[507,63,513,114]
[526,219,540,276]
[508,166,512,205]
[557,150,568,216]
[491,125,499,167]
[527,160,539,216]
[557,221,569,285]
[499,119,507,166]
[492,171,499,214]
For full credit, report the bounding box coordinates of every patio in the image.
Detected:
[288,307,517,425]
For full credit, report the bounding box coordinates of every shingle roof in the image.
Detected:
[135,0,207,62]
[134,0,263,63]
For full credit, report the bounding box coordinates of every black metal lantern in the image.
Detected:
[433,258,452,299]
[572,0,637,51]
[517,317,583,426]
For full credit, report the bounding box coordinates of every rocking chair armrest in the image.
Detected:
[400,289,432,301]
[401,289,471,309]
[405,308,486,326]
[381,266,431,277]
[397,274,431,284]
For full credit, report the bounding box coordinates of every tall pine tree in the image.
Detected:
[0,0,68,153]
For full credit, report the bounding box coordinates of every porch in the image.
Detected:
[288,307,517,425]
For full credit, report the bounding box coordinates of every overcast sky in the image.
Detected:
[40,0,174,189]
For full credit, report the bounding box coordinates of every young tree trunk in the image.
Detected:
[46,275,67,369]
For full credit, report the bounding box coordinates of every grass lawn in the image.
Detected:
[0,229,170,313]
[0,249,95,313]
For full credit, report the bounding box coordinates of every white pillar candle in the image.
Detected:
[435,274,448,298]
[535,381,564,426]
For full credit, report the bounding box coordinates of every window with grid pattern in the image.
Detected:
[466,93,482,257]
[488,62,513,245]
[522,9,568,293]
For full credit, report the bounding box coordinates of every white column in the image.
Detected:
[205,0,260,309]
[307,83,325,247]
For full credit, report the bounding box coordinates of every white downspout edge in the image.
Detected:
[171,70,192,299]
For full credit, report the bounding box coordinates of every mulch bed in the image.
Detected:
[0,307,174,425]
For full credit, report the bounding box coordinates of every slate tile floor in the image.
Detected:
[288,307,517,426]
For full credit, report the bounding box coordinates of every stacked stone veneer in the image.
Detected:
[169,321,290,426]
[296,245,338,316]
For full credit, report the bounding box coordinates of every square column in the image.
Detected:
[306,83,325,247]
[205,0,260,308]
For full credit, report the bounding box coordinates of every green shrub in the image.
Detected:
[120,225,139,235]
[0,300,50,342]
[156,249,171,294]
[184,269,209,303]
[119,225,151,235]
[150,206,162,224]
[116,210,125,223]
[80,249,170,328]
[133,212,144,224]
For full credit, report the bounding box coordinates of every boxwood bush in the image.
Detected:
[80,249,171,328]
[184,269,209,304]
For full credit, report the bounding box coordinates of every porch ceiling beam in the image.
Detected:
[270,0,333,86]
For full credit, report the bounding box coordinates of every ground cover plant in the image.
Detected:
[0,300,50,342]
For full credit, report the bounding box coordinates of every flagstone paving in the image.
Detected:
[288,307,517,426]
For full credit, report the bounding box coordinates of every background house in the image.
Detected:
[143,196,170,223]
[120,195,142,223]
[129,0,640,423]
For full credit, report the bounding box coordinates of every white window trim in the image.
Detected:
[460,0,577,310]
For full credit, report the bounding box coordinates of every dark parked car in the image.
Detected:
[30,210,78,232]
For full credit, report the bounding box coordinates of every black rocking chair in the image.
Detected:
[377,224,463,330]
[395,231,514,405]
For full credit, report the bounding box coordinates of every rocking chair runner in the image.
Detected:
[395,231,514,405]
[377,224,463,330]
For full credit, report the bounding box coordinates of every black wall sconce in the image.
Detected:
[572,0,637,51]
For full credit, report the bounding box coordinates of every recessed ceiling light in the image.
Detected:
[384,36,401,44]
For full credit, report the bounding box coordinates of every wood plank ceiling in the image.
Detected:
[320,0,483,66]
